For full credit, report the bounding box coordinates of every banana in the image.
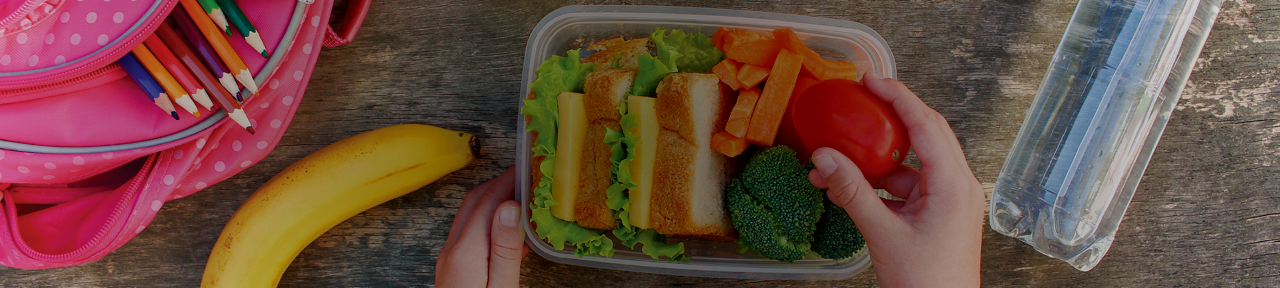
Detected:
[202,124,476,288]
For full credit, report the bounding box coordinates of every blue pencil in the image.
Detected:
[119,53,180,120]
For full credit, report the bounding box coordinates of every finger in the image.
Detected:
[881,199,906,212]
[811,148,901,232]
[809,169,829,189]
[867,164,921,200]
[445,166,514,252]
[443,171,496,252]
[862,72,967,170]
[488,201,526,288]
[451,166,519,270]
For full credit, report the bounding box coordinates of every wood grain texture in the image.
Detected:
[1,0,1277,286]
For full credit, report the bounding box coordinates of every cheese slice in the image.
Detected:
[551,92,588,222]
[627,96,659,229]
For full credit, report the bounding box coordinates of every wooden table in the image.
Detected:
[3,0,1277,286]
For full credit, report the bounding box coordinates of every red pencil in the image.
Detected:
[143,34,213,111]
[155,21,255,134]
[171,9,241,100]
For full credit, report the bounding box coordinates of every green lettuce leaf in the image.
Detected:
[522,49,613,258]
[629,27,725,96]
[629,55,675,97]
[605,99,689,262]
[662,29,725,73]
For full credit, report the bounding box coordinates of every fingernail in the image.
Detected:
[864,71,883,80]
[812,154,837,177]
[499,205,518,227]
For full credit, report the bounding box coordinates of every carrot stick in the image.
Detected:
[712,27,731,49]
[713,58,746,90]
[726,88,761,138]
[776,75,821,162]
[773,27,858,81]
[721,29,780,67]
[746,48,804,147]
[712,132,748,157]
[736,64,770,89]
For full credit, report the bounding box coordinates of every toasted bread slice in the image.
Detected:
[570,69,637,230]
[649,73,736,239]
[655,73,735,146]
[584,69,634,122]
[584,37,651,71]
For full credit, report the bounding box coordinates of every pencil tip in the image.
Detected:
[171,112,180,120]
[261,51,269,58]
[246,126,256,135]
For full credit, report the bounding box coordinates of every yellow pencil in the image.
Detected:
[131,44,201,118]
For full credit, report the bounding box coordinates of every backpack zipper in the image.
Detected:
[0,64,124,100]
[0,0,177,98]
[5,154,156,264]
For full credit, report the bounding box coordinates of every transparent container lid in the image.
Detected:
[516,5,895,280]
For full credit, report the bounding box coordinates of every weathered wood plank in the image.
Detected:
[0,0,1276,286]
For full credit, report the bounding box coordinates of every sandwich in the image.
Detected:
[638,73,736,240]
[524,28,731,261]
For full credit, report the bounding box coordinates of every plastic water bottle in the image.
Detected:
[988,0,1222,271]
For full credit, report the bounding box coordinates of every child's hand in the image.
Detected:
[436,166,527,288]
[809,72,985,288]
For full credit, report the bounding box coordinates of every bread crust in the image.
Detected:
[583,37,651,71]
[575,121,619,230]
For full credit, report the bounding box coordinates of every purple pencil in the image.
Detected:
[171,10,242,101]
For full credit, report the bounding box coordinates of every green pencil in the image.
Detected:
[195,0,231,34]
[216,0,269,58]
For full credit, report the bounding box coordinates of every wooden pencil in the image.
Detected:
[171,12,241,99]
[216,0,268,58]
[119,53,180,120]
[195,0,231,34]
[131,44,200,118]
[143,32,213,111]
[178,0,259,96]
[155,21,255,134]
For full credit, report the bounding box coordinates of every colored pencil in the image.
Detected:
[216,0,268,58]
[131,44,200,118]
[195,0,231,34]
[119,53,180,120]
[171,12,241,100]
[143,32,213,111]
[155,21,255,134]
[178,0,259,96]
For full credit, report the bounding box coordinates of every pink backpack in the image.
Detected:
[0,0,370,268]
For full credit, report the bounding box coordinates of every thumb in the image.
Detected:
[487,200,525,288]
[810,148,899,232]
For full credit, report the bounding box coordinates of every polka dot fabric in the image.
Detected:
[0,0,340,269]
[0,0,173,88]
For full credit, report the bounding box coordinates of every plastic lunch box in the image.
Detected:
[516,5,896,280]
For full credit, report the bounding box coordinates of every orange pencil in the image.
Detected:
[178,0,258,95]
[143,33,213,111]
[131,44,200,118]
[155,19,255,134]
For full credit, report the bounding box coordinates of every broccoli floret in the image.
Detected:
[812,201,866,259]
[726,146,825,262]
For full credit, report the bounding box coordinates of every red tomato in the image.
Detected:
[792,79,910,179]
[775,75,822,163]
